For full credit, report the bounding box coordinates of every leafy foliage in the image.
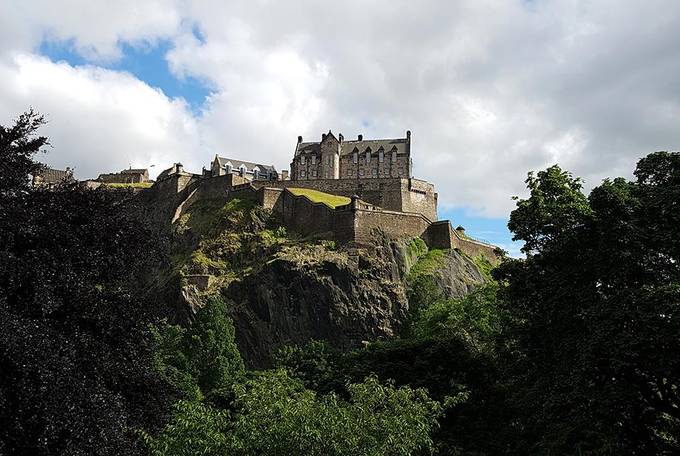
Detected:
[497,154,680,453]
[146,370,442,456]
[0,112,175,455]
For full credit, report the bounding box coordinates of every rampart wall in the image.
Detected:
[251,177,437,221]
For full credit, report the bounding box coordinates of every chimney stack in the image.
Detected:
[406,130,411,141]
[297,135,303,143]
[358,134,363,141]
[338,133,343,142]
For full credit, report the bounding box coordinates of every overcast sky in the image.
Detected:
[2,0,679,255]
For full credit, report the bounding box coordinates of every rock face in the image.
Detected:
[165,196,489,368]
[426,250,487,299]
[225,244,408,367]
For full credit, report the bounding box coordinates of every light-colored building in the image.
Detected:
[290,130,412,181]
[210,155,278,181]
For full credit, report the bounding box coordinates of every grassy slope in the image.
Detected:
[287,188,351,208]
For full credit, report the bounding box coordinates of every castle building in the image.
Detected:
[210,155,278,181]
[32,166,75,187]
[97,168,149,184]
[290,130,413,181]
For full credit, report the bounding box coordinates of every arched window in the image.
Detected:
[353,148,359,164]
[391,147,398,163]
[378,147,384,162]
[365,148,371,164]
[301,155,306,165]
[311,155,316,165]
[239,164,246,176]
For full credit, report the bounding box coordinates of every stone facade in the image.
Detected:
[291,131,412,181]
[97,168,149,184]
[251,177,437,221]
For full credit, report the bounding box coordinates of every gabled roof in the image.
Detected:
[214,156,277,173]
[295,137,407,157]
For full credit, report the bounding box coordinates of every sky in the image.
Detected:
[2,1,680,256]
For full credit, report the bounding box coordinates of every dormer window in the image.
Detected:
[311,155,316,165]
[365,148,371,164]
[391,147,398,163]
[301,155,306,165]
[353,148,358,164]
[225,162,233,174]
[239,164,246,176]
[253,166,260,180]
[378,148,384,162]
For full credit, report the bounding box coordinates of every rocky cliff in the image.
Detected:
[167,196,488,367]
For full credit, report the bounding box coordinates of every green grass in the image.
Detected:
[288,188,351,208]
[408,249,447,279]
[102,182,153,189]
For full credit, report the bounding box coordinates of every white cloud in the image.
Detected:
[3,0,680,217]
[0,53,200,179]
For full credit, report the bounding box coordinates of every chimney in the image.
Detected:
[358,134,363,141]
[281,170,289,180]
[338,133,343,142]
[297,135,303,144]
[322,133,327,140]
[406,130,411,141]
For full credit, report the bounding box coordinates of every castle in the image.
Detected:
[39,130,500,263]
[148,130,501,263]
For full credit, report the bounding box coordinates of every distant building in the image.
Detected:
[210,155,278,181]
[32,166,75,187]
[290,130,412,180]
[97,168,150,184]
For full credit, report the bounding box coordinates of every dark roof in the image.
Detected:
[295,137,407,157]
[120,168,148,174]
[36,167,73,184]
[215,156,277,174]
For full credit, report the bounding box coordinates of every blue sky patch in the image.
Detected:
[38,38,211,114]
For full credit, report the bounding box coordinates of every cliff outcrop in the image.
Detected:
[167,196,489,367]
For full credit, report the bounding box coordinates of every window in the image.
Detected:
[360,169,364,176]
[328,156,332,166]
[225,162,233,174]
[365,150,371,164]
[301,170,306,177]
[253,167,260,180]
[372,168,377,176]
[311,170,317,177]
[392,150,397,163]
[379,150,384,162]
[311,155,316,165]
[353,150,358,163]
[301,155,306,165]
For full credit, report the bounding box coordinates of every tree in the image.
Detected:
[496,153,680,453]
[0,108,47,197]
[0,111,175,455]
[145,370,443,456]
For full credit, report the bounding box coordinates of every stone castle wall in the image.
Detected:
[252,177,437,221]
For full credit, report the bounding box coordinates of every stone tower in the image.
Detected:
[319,130,341,179]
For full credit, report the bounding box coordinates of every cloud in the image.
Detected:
[3,0,680,217]
[0,53,200,179]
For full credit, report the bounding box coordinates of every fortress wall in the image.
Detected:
[278,190,353,241]
[425,221,501,264]
[252,177,437,219]
[402,179,437,221]
[353,209,430,245]
[258,187,284,212]
[196,174,249,199]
